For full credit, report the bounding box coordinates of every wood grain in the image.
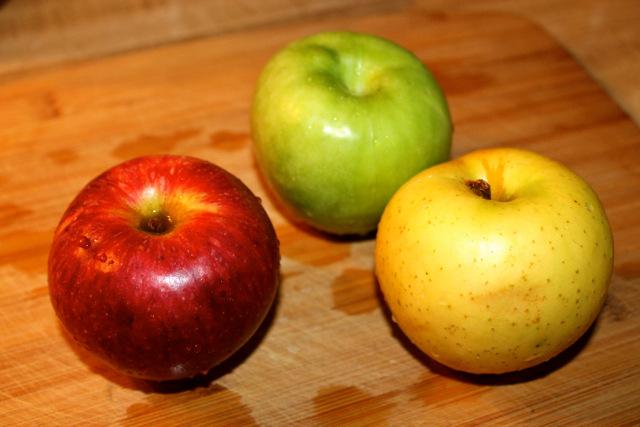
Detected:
[412,0,640,128]
[0,0,406,77]
[2,0,639,129]
[1,11,639,426]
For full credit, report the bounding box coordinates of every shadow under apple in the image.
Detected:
[59,281,281,393]
[374,275,599,386]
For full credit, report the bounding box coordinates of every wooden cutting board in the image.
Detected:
[1,10,639,426]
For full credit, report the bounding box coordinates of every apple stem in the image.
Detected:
[147,218,166,233]
[139,211,175,234]
[467,179,491,200]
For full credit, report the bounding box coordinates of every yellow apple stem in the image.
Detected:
[466,179,491,200]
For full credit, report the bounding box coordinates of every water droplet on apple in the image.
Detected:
[186,345,192,352]
[97,253,107,263]
[77,236,91,249]
[585,202,594,212]
[201,369,210,376]
[194,344,201,354]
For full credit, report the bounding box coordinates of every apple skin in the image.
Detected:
[48,155,280,381]
[251,31,452,235]
[375,148,614,374]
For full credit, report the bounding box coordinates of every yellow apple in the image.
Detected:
[375,148,614,374]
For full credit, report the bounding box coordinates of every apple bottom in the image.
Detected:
[397,289,606,374]
[52,237,278,381]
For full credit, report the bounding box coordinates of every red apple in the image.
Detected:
[48,155,280,381]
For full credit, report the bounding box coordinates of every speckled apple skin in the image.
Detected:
[48,155,280,381]
[375,148,614,374]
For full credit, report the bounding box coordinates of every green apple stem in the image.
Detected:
[467,179,491,200]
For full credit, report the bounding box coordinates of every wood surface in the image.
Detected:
[3,0,639,130]
[1,10,639,426]
[0,0,406,77]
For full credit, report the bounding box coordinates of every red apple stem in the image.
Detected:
[467,179,491,200]
[147,218,165,233]
[140,212,175,234]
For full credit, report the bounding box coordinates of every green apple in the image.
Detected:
[251,31,452,235]
[375,148,614,374]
